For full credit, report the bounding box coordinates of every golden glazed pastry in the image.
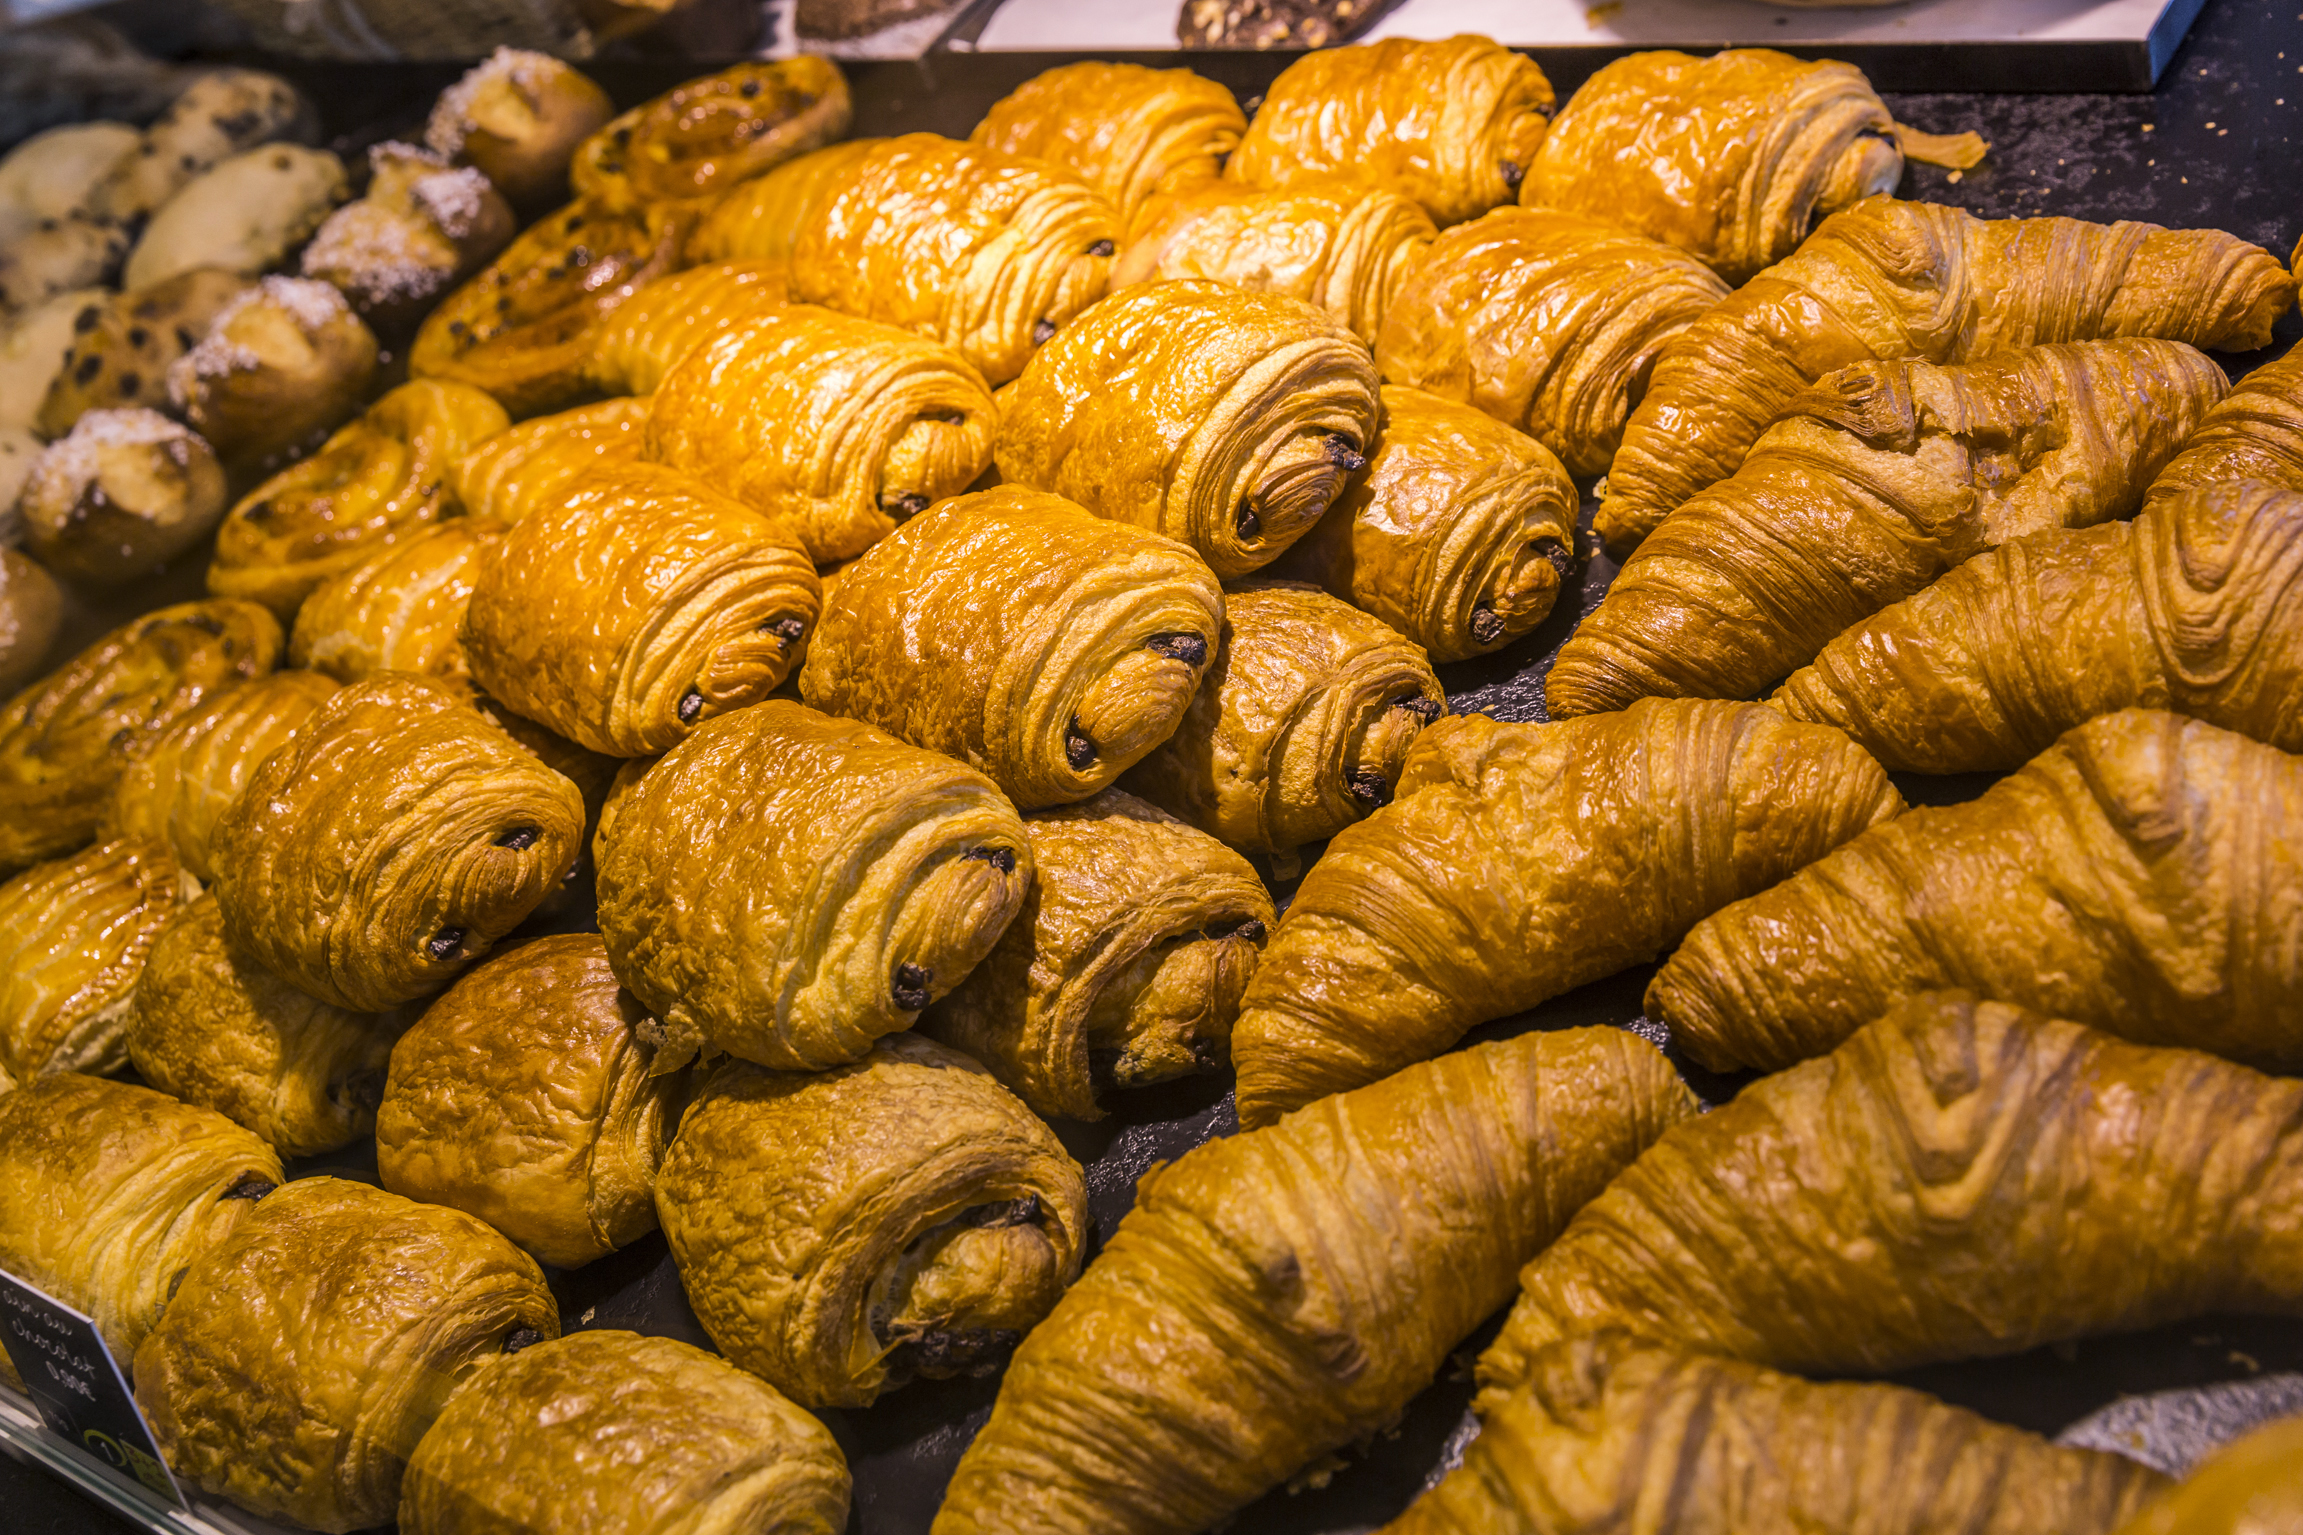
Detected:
[2142,344,2303,506]
[0,597,281,874]
[1599,198,2293,550]
[167,274,381,476]
[1649,709,2303,1076]
[920,787,1272,1120]
[1374,207,1730,478]
[134,1177,560,1535]
[289,520,508,684]
[570,58,852,213]
[375,934,690,1269]
[448,395,649,524]
[0,548,63,696]
[207,379,511,623]
[583,258,789,395]
[209,673,586,1012]
[2109,1414,2303,1535]
[1773,481,2303,773]
[597,700,1030,1071]
[1223,36,1555,226]
[425,48,615,214]
[18,407,226,584]
[0,836,186,1079]
[127,895,395,1157]
[932,1027,1696,1535]
[300,143,516,334]
[398,1330,851,1535]
[35,268,249,436]
[994,281,1379,577]
[1269,385,1577,661]
[645,305,997,564]
[1229,699,1902,1128]
[1123,580,1443,853]
[657,1034,1088,1409]
[1480,991,2303,1391]
[685,138,874,265]
[799,486,1223,808]
[1548,339,2226,715]
[1390,1336,2168,1535]
[969,62,1245,226]
[461,462,820,755]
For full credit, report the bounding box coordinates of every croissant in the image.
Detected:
[207,379,511,622]
[2109,1413,2303,1535]
[209,674,587,1012]
[932,1026,1696,1535]
[398,1330,851,1535]
[133,1176,560,1534]
[2141,344,2303,506]
[461,463,821,756]
[1481,991,2303,1391]
[0,597,281,874]
[447,395,648,524]
[1373,207,1731,478]
[1112,181,1435,344]
[127,895,395,1156]
[582,258,788,396]
[644,306,998,564]
[1268,385,1578,661]
[596,699,1031,1072]
[656,1034,1087,1409]
[919,787,1272,1120]
[569,58,850,213]
[799,485,1223,807]
[970,62,1244,226]
[1224,36,1554,227]
[1598,198,2293,549]
[0,546,61,696]
[289,520,506,684]
[693,134,1119,386]
[0,836,186,1079]
[1392,1335,2168,1535]
[1228,699,1902,1128]
[375,933,690,1269]
[1650,709,2303,1076]
[1548,339,2227,716]
[994,281,1380,577]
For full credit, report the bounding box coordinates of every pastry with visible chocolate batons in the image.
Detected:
[167,275,379,479]
[18,408,226,585]
[447,396,648,525]
[0,122,138,246]
[302,142,514,334]
[969,62,1245,225]
[0,209,124,314]
[584,259,788,396]
[0,835,188,1079]
[291,520,507,684]
[425,48,613,214]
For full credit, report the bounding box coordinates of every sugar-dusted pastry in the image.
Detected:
[969,61,1246,226]
[1481,992,2303,1392]
[2143,344,2303,506]
[168,275,381,476]
[1374,207,1730,478]
[33,267,248,436]
[1224,37,1554,226]
[657,1033,1088,1409]
[0,836,187,1079]
[289,520,507,684]
[1600,199,2294,550]
[2110,1414,2303,1535]
[800,485,1223,807]
[85,69,316,231]
[376,934,691,1269]
[134,1176,560,1534]
[398,1330,851,1535]
[571,58,852,213]
[1549,340,2226,716]
[1230,699,1901,1127]
[300,142,515,334]
[932,1026,1696,1535]
[425,48,614,214]
[0,548,62,697]
[2,286,108,430]
[127,895,395,1157]
[1113,181,1436,344]
[462,463,820,755]
[1270,385,1577,661]
[207,379,509,621]
[596,700,1032,1071]
[0,598,280,874]
[583,259,789,396]
[122,144,348,292]
[921,788,1272,1120]
[447,396,649,524]
[18,407,226,584]
[995,281,1379,577]
[645,306,997,564]
[210,674,586,1012]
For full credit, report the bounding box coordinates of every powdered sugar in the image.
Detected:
[166,276,349,407]
[426,47,559,158]
[301,203,446,308]
[411,166,491,240]
[28,406,200,497]
[252,274,352,332]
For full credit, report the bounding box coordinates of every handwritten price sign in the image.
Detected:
[0,1268,183,1507]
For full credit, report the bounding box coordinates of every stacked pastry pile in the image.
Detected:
[0,32,2299,1535]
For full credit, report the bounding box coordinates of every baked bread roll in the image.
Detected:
[1270,385,1577,661]
[18,407,226,584]
[0,835,186,1079]
[995,281,1379,577]
[375,933,690,1269]
[595,699,1032,1072]
[168,275,381,478]
[1224,36,1554,227]
[0,121,138,246]
[447,395,649,524]
[1230,699,1902,1127]
[122,144,348,291]
[921,787,1272,1120]
[425,48,614,214]
[656,1033,1089,1409]
[0,547,62,696]
[133,1176,560,1534]
[0,206,125,313]
[2110,1414,2303,1535]
[461,462,820,755]
[2,286,108,430]
[570,58,851,213]
[2142,344,2303,506]
[85,69,316,230]
[0,597,281,874]
[289,520,508,684]
[969,62,1246,226]
[301,142,515,334]
[583,258,789,396]
[800,485,1224,807]
[209,673,586,1012]
[207,379,509,622]
[932,1027,1696,1535]
[33,268,248,436]
[1374,206,1730,478]
[127,894,395,1157]
[645,305,997,564]
[398,1330,851,1535]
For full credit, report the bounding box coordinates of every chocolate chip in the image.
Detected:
[503,1328,544,1353]
[1397,695,1441,723]
[427,927,466,961]
[1032,318,1057,345]
[881,490,930,519]
[1500,158,1524,191]
[892,962,933,1010]
[740,79,762,97]
[1064,722,1096,770]
[1087,239,1114,257]
[126,326,149,348]
[962,1194,1042,1228]
[1324,435,1366,472]
[116,370,140,397]
[73,306,100,333]
[220,1172,275,1201]
[1230,917,1267,942]
[175,325,196,350]
[566,213,587,231]
[1535,536,1575,582]
[1469,605,1504,644]
[243,499,274,522]
[185,613,225,636]
[963,846,1017,874]
[1346,770,1392,809]
[73,353,101,384]
[494,826,540,850]
[1191,1036,1227,1070]
[1236,505,1261,540]
[677,689,705,723]
[1145,632,1207,666]
[765,616,807,643]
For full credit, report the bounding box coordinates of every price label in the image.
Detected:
[0,1267,184,1508]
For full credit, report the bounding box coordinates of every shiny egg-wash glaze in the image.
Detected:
[583,259,790,396]
[289,522,506,684]
[448,395,649,524]
[570,57,852,213]
[968,61,1244,228]
[2141,343,2303,505]
[0,836,186,1079]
